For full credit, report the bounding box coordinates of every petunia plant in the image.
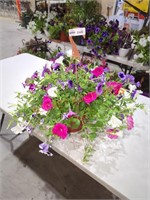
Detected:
[11,54,144,161]
[132,34,150,65]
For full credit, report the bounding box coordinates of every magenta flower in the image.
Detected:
[92,66,104,77]
[127,116,134,130]
[41,95,53,111]
[106,82,122,95]
[107,134,118,139]
[83,92,97,105]
[106,129,118,139]
[52,123,68,139]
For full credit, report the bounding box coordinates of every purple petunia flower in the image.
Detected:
[136,81,141,87]
[96,83,103,96]
[26,126,33,134]
[104,67,109,73]
[32,113,36,118]
[83,65,89,72]
[87,39,92,45]
[131,90,137,99]
[102,31,108,37]
[68,80,73,89]
[29,84,36,92]
[31,71,38,79]
[62,113,68,120]
[41,85,47,90]
[125,74,135,84]
[95,27,100,34]
[52,63,60,71]
[120,113,124,120]
[96,46,101,50]
[77,85,82,92]
[90,74,95,80]
[118,72,126,81]
[42,65,50,77]
[39,142,53,156]
[99,38,103,43]
[55,52,64,58]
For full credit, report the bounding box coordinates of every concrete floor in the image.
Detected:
[0,17,116,200]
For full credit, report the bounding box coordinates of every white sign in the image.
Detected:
[47,0,66,3]
[69,28,86,37]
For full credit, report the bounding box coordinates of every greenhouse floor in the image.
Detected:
[0,17,115,200]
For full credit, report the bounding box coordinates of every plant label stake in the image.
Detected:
[69,28,86,60]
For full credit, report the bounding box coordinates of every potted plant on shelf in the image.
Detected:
[27,11,47,36]
[65,0,105,46]
[17,37,62,60]
[132,33,150,65]
[118,29,132,57]
[11,54,144,162]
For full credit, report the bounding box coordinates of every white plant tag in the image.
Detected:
[47,0,66,3]
[69,28,86,37]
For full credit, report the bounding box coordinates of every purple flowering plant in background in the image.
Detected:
[86,19,132,57]
[12,54,144,162]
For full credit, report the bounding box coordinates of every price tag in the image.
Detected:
[47,0,66,3]
[69,28,86,37]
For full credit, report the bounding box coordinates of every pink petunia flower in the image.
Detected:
[66,110,77,118]
[83,92,97,105]
[106,129,120,139]
[127,115,134,130]
[106,82,122,95]
[107,134,118,139]
[41,95,53,111]
[92,66,104,77]
[52,123,68,139]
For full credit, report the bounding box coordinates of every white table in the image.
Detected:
[0,53,150,200]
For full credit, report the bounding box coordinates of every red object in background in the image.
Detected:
[16,0,21,19]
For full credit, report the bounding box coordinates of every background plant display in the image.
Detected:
[132,34,150,65]
[17,37,62,60]
[11,54,144,161]
[86,19,132,57]
[27,11,47,35]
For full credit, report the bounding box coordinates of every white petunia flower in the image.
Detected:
[128,84,136,93]
[55,56,64,64]
[139,38,147,47]
[147,36,150,42]
[39,108,47,116]
[123,90,131,99]
[108,116,122,128]
[47,86,57,97]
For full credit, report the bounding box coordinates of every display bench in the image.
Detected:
[0,53,150,200]
[47,40,149,73]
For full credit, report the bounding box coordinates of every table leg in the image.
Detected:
[0,112,5,133]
